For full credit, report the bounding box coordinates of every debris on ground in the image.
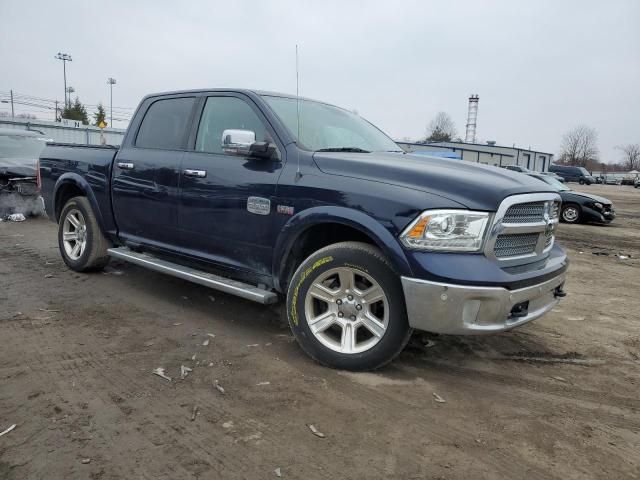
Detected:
[222,421,234,429]
[38,308,59,313]
[307,424,325,438]
[191,405,199,421]
[81,458,91,464]
[592,251,609,256]
[618,255,629,260]
[551,376,567,382]
[202,338,210,346]
[246,344,259,347]
[172,322,183,326]
[256,382,271,386]
[0,424,16,437]
[207,333,216,338]
[214,379,225,394]
[191,354,197,361]
[433,393,446,403]
[7,213,26,222]
[143,341,154,347]
[274,467,282,477]
[180,365,193,379]
[208,362,214,367]
[152,367,171,381]
[44,274,54,278]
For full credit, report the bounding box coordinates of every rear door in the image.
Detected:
[178,94,284,275]
[112,96,196,249]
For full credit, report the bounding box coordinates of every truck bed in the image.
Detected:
[39,143,119,231]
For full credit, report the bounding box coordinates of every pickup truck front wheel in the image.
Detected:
[58,196,110,272]
[287,242,411,371]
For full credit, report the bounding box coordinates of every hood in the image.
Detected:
[562,190,612,205]
[313,152,557,211]
[0,158,37,178]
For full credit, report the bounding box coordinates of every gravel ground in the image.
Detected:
[0,184,639,480]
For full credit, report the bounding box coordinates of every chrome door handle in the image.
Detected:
[117,162,135,170]
[183,169,207,178]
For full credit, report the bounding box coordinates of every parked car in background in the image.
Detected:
[527,173,615,224]
[603,175,622,185]
[504,165,531,173]
[0,128,47,217]
[539,171,565,183]
[549,164,596,185]
[635,178,640,188]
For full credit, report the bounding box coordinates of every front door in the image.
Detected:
[112,96,196,249]
[178,94,284,276]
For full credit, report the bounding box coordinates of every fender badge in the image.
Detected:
[277,205,295,215]
[247,197,271,215]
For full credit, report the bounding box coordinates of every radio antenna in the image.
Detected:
[295,44,302,181]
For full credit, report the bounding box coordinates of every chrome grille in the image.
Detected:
[503,202,546,223]
[495,233,539,258]
[485,194,561,265]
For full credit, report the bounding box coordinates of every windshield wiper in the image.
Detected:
[315,147,371,153]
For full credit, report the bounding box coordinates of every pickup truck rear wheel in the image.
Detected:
[58,196,110,272]
[287,241,411,371]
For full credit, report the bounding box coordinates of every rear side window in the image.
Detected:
[136,97,195,150]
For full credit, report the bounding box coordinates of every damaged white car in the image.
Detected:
[0,128,48,218]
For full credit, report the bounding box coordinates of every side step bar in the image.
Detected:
[107,247,278,305]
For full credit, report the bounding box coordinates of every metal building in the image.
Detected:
[397,140,554,172]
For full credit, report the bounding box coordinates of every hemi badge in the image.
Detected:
[247,197,271,215]
[277,205,295,216]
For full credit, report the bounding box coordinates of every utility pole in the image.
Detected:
[10,90,14,118]
[107,77,116,128]
[55,52,72,108]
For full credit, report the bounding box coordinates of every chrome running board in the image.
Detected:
[107,247,278,305]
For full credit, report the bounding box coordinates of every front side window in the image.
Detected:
[136,97,195,150]
[195,97,269,154]
[262,95,402,153]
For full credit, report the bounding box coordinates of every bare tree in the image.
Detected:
[425,112,457,143]
[616,143,640,171]
[558,125,599,167]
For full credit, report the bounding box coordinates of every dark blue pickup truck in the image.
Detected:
[39,89,568,370]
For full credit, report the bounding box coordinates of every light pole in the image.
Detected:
[107,77,116,128]
[55,52,72,108]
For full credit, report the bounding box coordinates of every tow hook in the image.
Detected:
[554,286,567,298]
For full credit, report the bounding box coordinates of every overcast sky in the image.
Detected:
[1,0,638,162]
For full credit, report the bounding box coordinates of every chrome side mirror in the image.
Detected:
[222,129,255,156]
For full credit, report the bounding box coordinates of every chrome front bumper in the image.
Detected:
[401,273,566,335]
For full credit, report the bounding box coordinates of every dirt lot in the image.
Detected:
[1,184,639,480]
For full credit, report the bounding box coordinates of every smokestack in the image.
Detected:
[465,94,479,143]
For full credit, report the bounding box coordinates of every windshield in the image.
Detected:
[537,175,570,191]
[578,167,591,176]
[0,133,47,175]
[262,95,402,153]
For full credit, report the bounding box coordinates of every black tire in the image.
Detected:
[561,203,581,224]
[286,241,412,371]
[58,196,110,272]
[579,179,585,185]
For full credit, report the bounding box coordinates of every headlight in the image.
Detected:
[400,210,490,252]
[593,202,603,210]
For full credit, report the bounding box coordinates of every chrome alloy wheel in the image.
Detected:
[304,267,389,354]
[62,208,87,260]
[562,206,579,222]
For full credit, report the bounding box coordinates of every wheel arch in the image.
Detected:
[273,206,413,292]
[54,174,106,232]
